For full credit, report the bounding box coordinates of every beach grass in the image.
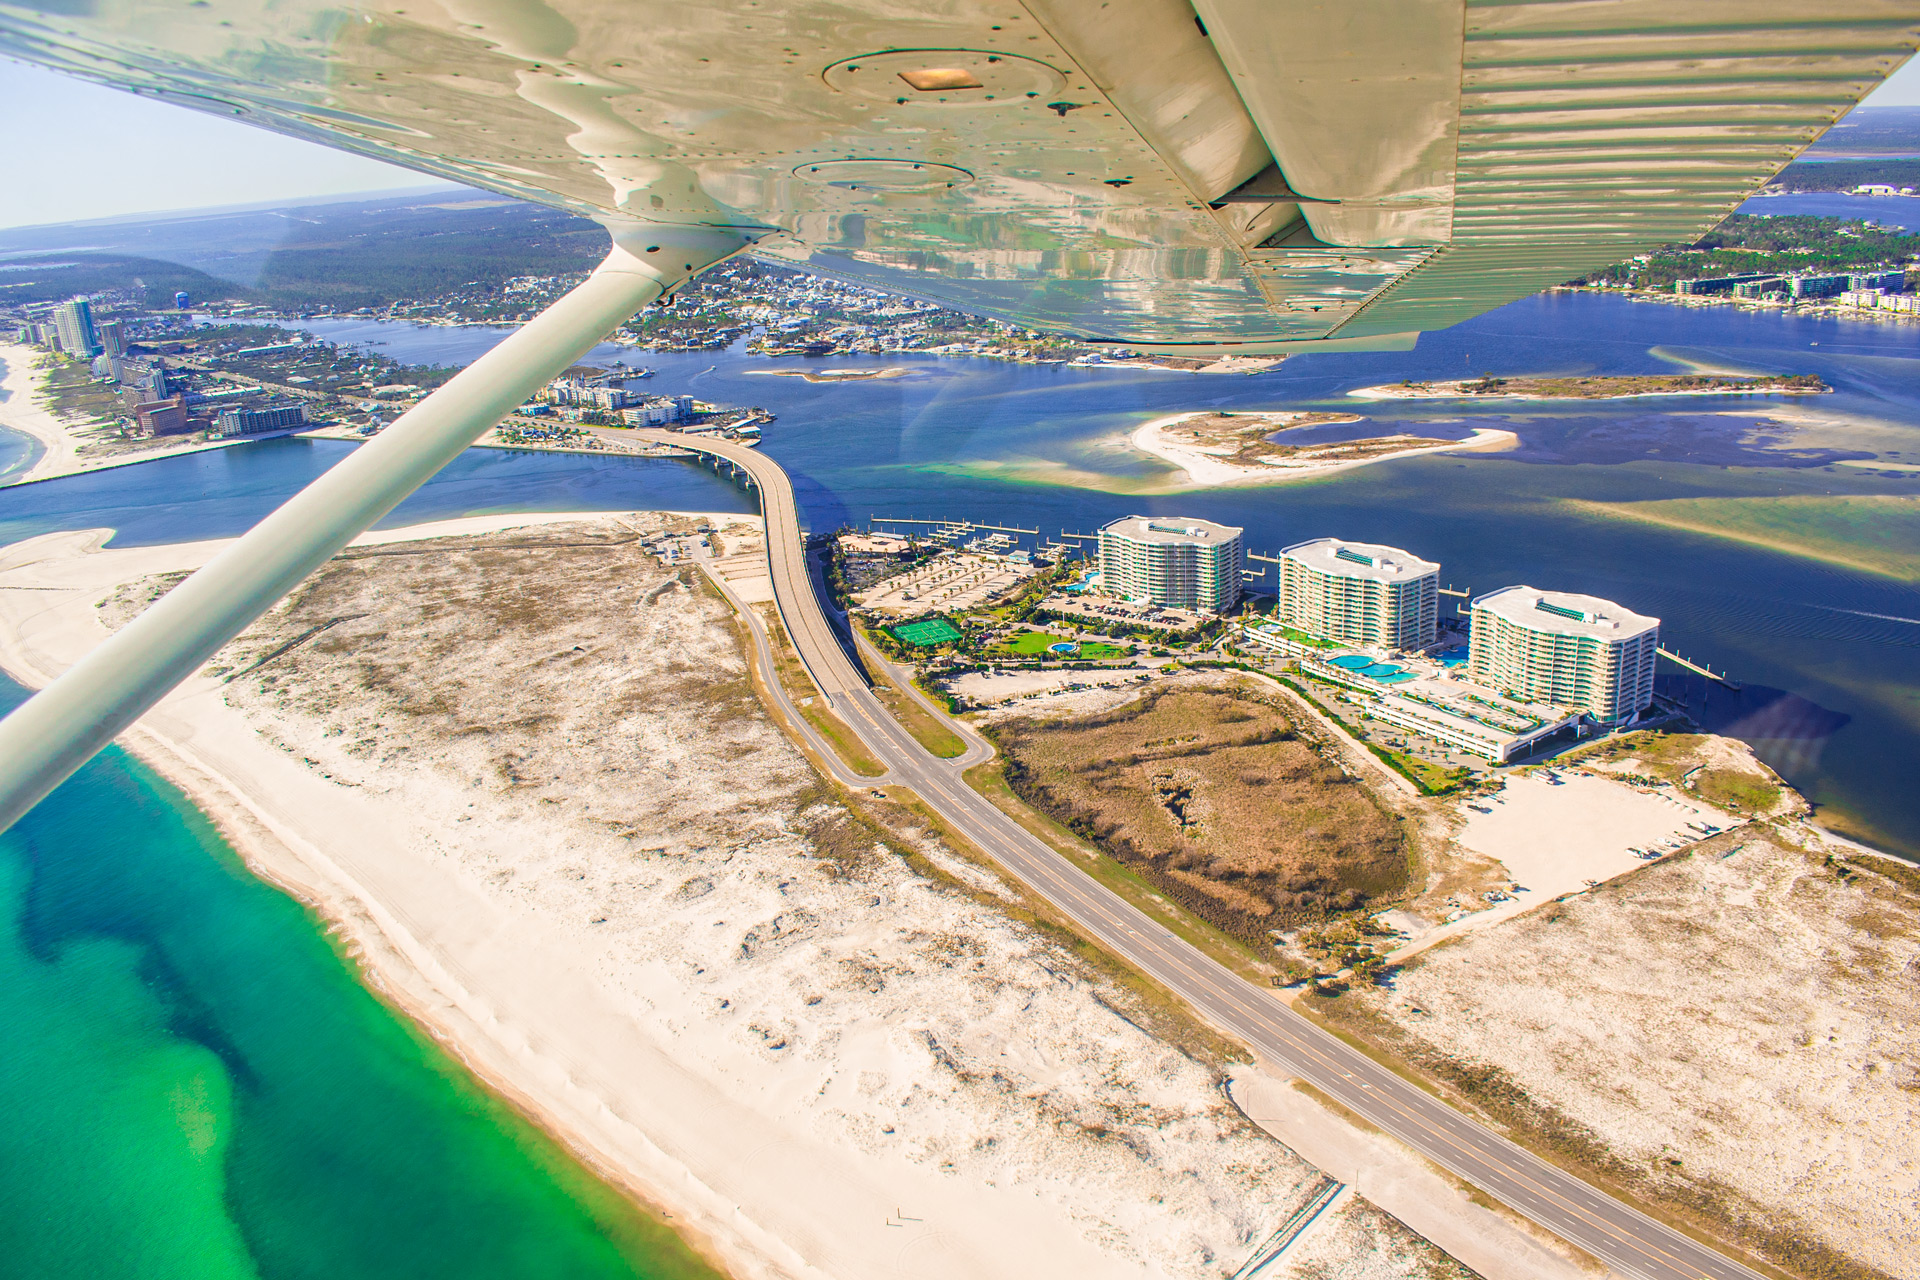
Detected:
[875,771,1254,1066]
[987,688,1408,944]
[860,656,967,759]
[38,356,122,426]
[755,604,886,777]
[959,756,1280,992]
[1559,732,1785,818]
[1566,494,1920,581]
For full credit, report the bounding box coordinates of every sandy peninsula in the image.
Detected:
[1349,373,1829,402]
[14,506,1887,1278]
[1091,353,1281,375]
[0,514,1499,1280]
[1128,411,1518,488]
[744,366,911,383]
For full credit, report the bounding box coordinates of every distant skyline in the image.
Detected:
[4,48,1920,230]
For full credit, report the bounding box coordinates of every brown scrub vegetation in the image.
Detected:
[990,687,1409,944]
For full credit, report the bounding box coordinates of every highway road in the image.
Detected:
[633,430,1764,1280]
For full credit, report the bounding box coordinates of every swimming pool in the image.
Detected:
[1326,655,1418,684]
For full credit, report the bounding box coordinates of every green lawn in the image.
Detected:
[994,630,1131,659]
[1001,630,1068,654]
[891,617,963,647]
[1274,624,1340,649]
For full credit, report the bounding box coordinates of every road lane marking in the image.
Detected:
[680,430,1764,1280]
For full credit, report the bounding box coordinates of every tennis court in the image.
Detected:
[892,617,963,647]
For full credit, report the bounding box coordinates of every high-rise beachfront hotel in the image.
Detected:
[1277,538,1439,650]
[1468,586,1659,722]
[1098,515,1244,613]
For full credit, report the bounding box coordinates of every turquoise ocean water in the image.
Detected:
[0,674,722,1280]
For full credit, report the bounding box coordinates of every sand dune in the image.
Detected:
[0,512,1504,1280]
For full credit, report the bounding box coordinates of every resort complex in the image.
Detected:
[834,513,1663,765]
[1097,515,1245,614]
[1237,537,1661,762]
[1238,611,1577,764]
[1277,538,1439,650]
[1468,586,1660,723]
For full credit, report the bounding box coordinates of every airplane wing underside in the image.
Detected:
[1,0,1915,348]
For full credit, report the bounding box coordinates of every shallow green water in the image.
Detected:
[0,676,722,1280]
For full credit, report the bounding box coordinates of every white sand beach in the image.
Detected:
[1127,412,1518,488]
[1092,354,1281,375]
[743,366,911,382]
[0,342,81,483]
[0,512,1505,1280]
[1386,773,1727,961]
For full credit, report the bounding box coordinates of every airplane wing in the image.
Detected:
[0,0,1914,346]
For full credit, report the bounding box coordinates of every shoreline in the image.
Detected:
[742,366,911,382]
[0,424,648,488]
[4,411,686,491]
[116,710,746,1278]
[0,336,674,492]
[1552,284,1920,327]
[0,510,794,1280]
[1088,354,1281,375]
[1126,412,1519,488]
[0,344,70,482]
[1348,378,1830,403]
[0,341,276,488]
[0,511,1442,1280]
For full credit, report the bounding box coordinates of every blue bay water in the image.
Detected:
[1740,190,1920,228]
[0,432,755,548]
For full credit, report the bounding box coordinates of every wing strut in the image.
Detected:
[0,219,749,835]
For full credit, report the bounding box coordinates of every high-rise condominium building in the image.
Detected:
[97,320,128,357]
[54,298,100,358]
[1468,586,1658,722]
[1277,538,1439,649]
[1099,515,1244,613]
[213,400,309,438]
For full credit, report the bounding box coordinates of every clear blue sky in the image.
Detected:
[5,48,1920,230]
[0,60,452,230]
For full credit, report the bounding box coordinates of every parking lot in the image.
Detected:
[854,551,1035,614]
